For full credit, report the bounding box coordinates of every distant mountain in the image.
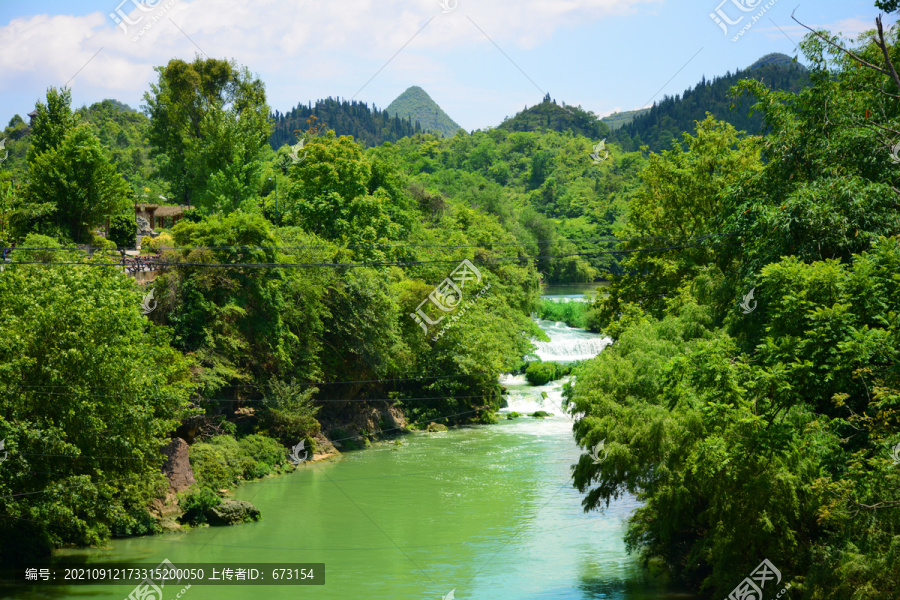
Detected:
[498,94,609,140]
[610,54,809,153]
[270,97,423,150]
[748,52,801,70]
[385,86,462,138]
[602,108,651,131]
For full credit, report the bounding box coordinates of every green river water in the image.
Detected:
[7,305,694,600]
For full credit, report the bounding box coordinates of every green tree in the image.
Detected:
[144,57,271,212]
[0,263,195,560]
[23,124,130,243]
[107,214,135,248]
[27,87,77,161]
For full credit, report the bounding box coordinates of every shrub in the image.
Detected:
[178,487,222,526]
[525,361,572,385]
[190,434,289,489]
[91,235,116,250]
[530,410,552,418]
[141,232,174,253]
[108,214,135,248]
[537,299,590,329]
[16,233,62,263]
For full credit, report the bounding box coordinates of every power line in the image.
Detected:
[8,371,498,391]
[2,236,739,270]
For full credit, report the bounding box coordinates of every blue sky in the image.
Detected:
[0,0,887,131]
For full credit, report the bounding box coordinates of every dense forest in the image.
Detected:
[498,94,610,140]
[611,53,809,152]
[269,97,424,150]
[569,15,900,599]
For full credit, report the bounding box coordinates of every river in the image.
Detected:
[8,289,691,600]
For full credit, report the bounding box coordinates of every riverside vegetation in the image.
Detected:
[567,11,900,599]
[0,5,898,599]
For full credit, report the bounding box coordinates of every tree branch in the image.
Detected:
[874,16,900,94]
[791,9,895,84]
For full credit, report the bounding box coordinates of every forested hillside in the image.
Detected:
[611,53,809,152]
[385,86,463,138]
[499,94,609,140]
[270,97,424,150]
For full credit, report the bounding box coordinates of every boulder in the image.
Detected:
[426,422,448,432]
[204,499,261,526]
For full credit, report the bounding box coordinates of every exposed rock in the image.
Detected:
[158,519,184,533]
[205,499,261,526]
[312,433,338,459]
[136,215,154,237]
[426,422,448,432]
[161,438,195,492]
[380,407,407,432]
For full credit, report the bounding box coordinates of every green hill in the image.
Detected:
[601,108,651,131]
[498,94,609,140]
[385,86,462,138]
[610,54,809,152]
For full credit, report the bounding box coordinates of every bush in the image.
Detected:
[530,410,552,418]
[178,487,222,526]
[537,299,590,329]
[506,412,521,419]
[13,233,72,263]
[525,361,572,385]
[189,434,289,490]
[108,214,135,248]
[91,234,117,250]
[141,232,174,253]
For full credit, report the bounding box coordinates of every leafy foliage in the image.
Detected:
[568,21,900,599]
[144,57,271,212]
[0,262,195,559]
[108,214,135,248]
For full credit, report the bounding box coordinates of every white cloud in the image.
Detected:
[0,0,661,115]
